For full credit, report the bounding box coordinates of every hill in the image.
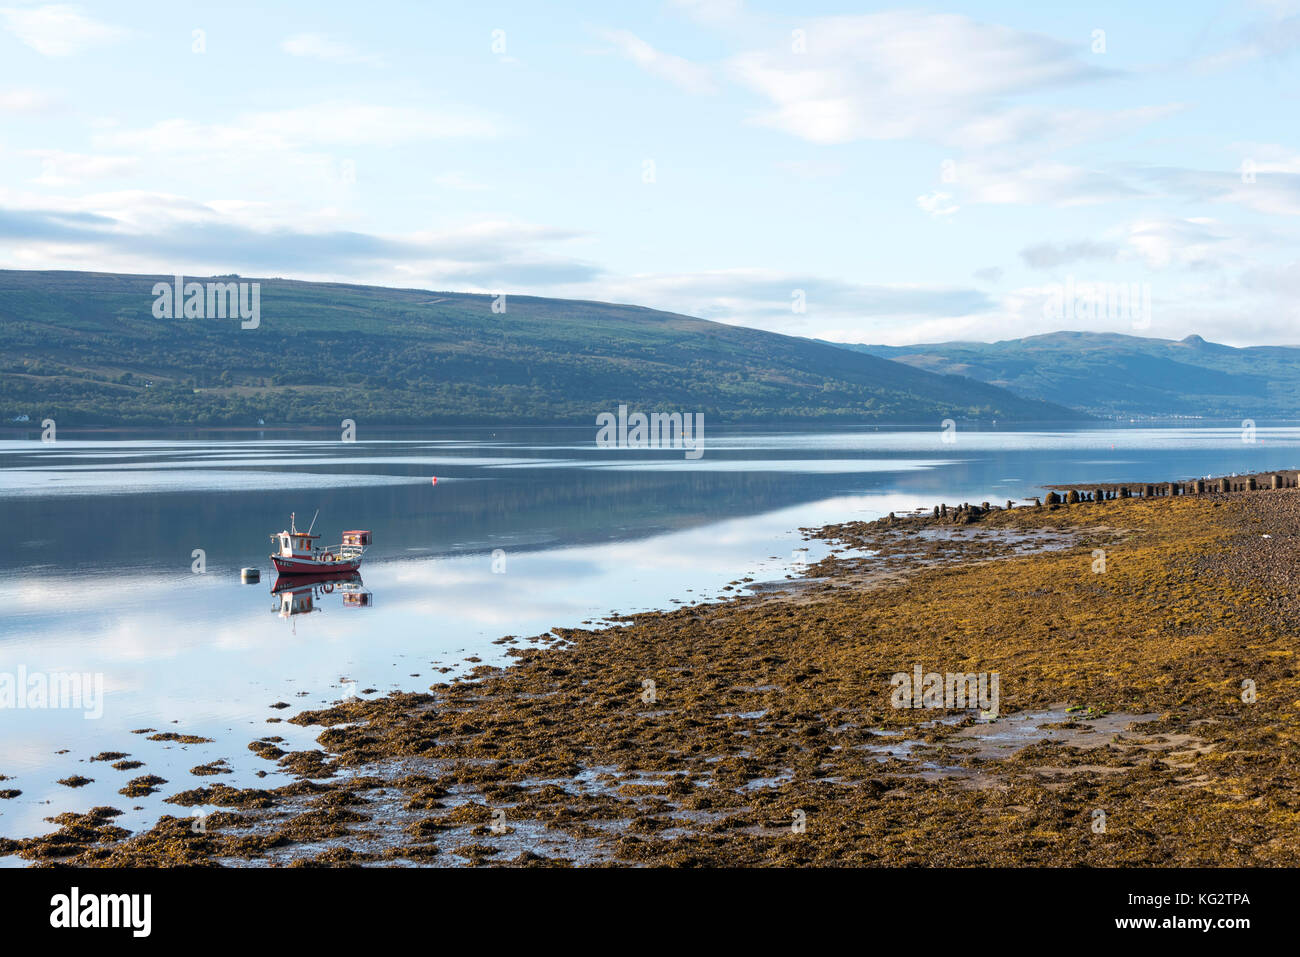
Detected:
[836,331,1300,420]
[0,270,1081,427]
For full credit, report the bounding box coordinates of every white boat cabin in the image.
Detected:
[275,528,320,559]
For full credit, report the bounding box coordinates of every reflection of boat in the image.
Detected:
[271,571,372,618]
[269,511,371,575]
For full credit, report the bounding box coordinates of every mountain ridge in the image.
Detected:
[0,269,1082,427]
[830,331,1300,419]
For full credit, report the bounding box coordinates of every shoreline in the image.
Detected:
[5,486,1300,866]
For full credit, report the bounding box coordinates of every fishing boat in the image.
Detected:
[269,511,371,575]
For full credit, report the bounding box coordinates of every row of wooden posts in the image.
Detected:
[1046,473,1298,503]
[912,473,1300,521]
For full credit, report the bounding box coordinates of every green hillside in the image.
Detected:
[838,331,1300,420]
[0,270,1082,427]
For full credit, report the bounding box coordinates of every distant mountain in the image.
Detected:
[0,270,1082,427]
[833,331,1300,420]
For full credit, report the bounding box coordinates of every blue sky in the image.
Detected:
[1,0,1298,345]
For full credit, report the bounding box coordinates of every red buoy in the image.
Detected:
[431,476,438,485]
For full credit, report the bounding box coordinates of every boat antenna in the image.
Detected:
[307,509,319,534]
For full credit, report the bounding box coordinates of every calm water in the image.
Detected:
[1,425,1296,853]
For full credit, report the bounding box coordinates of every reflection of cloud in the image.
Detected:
[590,458,950,473]
[0,469,430,498]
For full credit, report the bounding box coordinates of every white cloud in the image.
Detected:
[670,0,744,24]
[585,268,994,336]
[1019,240,1119,269]
[0,190,600,288]
[917,191,958,219]
[0,87,59,111]
[597,28,715,93]
[98,100,501,155]
[0,4,124,56]
[1018,217,1267,275]
[1122,217,1266,271]
[1194,3,1300,72]
[1232,142,1300,174]
[957,159,1148,208]
[26,149,137,186]
[1141,165,1300,217]
[281,32,383,66]
[728,12,1116,148]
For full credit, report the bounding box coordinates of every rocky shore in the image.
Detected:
[6,485,1300,867]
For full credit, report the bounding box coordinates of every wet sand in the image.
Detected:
[6,489,1300,866]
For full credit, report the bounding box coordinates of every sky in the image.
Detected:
[1,0,1298,346]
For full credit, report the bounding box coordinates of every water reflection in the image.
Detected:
[270,572,373,621]
[6,426,1300,851]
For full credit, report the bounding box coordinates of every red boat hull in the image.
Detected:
[271,555,362,574]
